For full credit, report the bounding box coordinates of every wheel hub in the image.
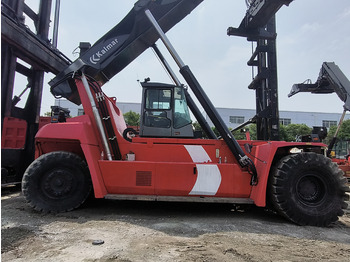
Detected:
[42,169,74,198]
[297,175,325,205]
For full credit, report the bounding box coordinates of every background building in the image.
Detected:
[209,107,349,130]
[54,99,348,129]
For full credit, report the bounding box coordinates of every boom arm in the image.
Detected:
[49,0,202,104]
[288,62,350,111]
[289,62,350,156]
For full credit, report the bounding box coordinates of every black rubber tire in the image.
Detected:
[22,151,92,213]
[268,152,349,226]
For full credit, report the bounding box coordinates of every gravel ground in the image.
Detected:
[2,189,350,262]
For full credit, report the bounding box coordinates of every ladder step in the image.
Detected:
[248,68,269,90]
[247,45,269,66]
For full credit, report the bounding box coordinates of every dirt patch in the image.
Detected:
[2,192,350,262]
[1,226,34,253]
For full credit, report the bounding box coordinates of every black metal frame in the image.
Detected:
[228,0,293,141]
[1,0,70,184]
[289,62,350,156]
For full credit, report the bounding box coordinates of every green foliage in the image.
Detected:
[327,119,350,141]
[231,124,257,140]
[123,111,140,126]
[192,122,232,139]
[279,125,288,141]
[247,124,257,140]
[327,125,337,139]
[230,124,309,142]
[283,124,312,142]
[193,121,331,143]
[192,122,221,138]
[231,129,247,140]
[192,121,207,138]
[193,121,202,131]
[211,126,220,137]
[193,121,257,140]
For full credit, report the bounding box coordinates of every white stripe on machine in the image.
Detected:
[184,145,212,163]
[189,164,221,196]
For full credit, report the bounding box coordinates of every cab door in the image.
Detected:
[139,82,193,138]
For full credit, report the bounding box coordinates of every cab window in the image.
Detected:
[145,89,171,110]
[173,87,192,128]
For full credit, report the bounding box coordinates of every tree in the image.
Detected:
[327,119,350,141]
[247,124,257,140]
[193,121,257,140]
[279,124,288,141]
[194,122,315,142]
[192,121,202,132]
[231,128,247,140]
[231,124,257,140]
[123,111,140,126]
[192,122,219,139]
[284,124,312,142]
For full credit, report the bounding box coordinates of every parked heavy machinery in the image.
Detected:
[289,62,350,182]
[1,0,70,185]
[21,0,349,226]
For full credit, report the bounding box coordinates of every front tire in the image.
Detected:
[268,152,349,226]
[22,151,92,213]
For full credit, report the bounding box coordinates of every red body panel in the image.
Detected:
[98,160,252,198]
[2,116,51,149]
[2,117,27,149]
[36,115,99,146]
[333,158,350,183]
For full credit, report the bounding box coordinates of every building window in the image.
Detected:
[322,120,337,129]
[229,116,244,124]
[279,118,291,126]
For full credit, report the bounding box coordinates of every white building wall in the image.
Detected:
[212,107,349,129]
[117,102,141,115]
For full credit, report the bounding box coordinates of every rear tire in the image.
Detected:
[268,152,349,226]
[22,151,92,213]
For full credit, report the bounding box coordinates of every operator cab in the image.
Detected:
[139,81,193,138]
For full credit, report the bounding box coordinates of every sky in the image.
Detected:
[20,0,350,116]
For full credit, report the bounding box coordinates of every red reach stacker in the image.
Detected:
[22,0,349,226]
